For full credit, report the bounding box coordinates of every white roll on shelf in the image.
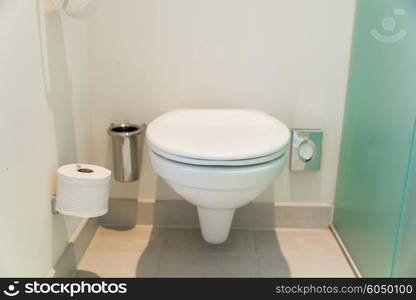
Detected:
[56,163,111,217]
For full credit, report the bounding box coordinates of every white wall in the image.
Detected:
[0,0,91,276]
[0,0,354,276]
[89,0,356,205]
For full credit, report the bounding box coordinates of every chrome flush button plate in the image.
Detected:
[290,129,323,171]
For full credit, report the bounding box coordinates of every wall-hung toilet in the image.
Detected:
[146,109,290,243]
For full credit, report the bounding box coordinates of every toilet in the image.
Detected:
[146,109,290,243]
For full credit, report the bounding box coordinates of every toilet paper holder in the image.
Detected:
[51,195,59,214]
[290,129,323,171]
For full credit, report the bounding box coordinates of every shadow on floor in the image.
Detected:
[135,226,291,278]
[100,224,136,231]
[74,201,292,277]
[75,270,101,278]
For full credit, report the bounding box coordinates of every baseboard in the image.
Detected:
[48,218,98,278]
[329,225,361,278]
[100,199,333,230]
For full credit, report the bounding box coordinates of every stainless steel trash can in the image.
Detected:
[107,123,145,182]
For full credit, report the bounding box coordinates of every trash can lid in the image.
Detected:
[107,123,145,137]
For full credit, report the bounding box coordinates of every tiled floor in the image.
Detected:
[76,225,355,278]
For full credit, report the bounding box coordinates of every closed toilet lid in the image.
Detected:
[146,109,290,162]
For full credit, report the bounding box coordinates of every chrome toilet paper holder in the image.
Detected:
[51,195,59,215]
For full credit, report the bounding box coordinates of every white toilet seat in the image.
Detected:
[149,143,288,166]
[146,109,290,165]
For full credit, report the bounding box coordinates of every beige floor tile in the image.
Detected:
[76,226,355,278]
[276,229,355,277]
[88,225,163,253]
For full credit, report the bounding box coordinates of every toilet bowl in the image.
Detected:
[146,109,290,243]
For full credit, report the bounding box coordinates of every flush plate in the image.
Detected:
[290,129,323,171]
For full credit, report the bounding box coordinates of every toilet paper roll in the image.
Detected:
[56,163,111,217]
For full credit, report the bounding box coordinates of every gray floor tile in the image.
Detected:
[135,253,160,278]
[77,251,160,278]
[161,228,256,255]
[157,253,259,277]
[258,255,291,277]
[161,228,202,253]
[193,229,256,255]
[254,230,284,255]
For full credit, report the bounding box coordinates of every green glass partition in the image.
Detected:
[393,122,416,277]
[334,0,416,277]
